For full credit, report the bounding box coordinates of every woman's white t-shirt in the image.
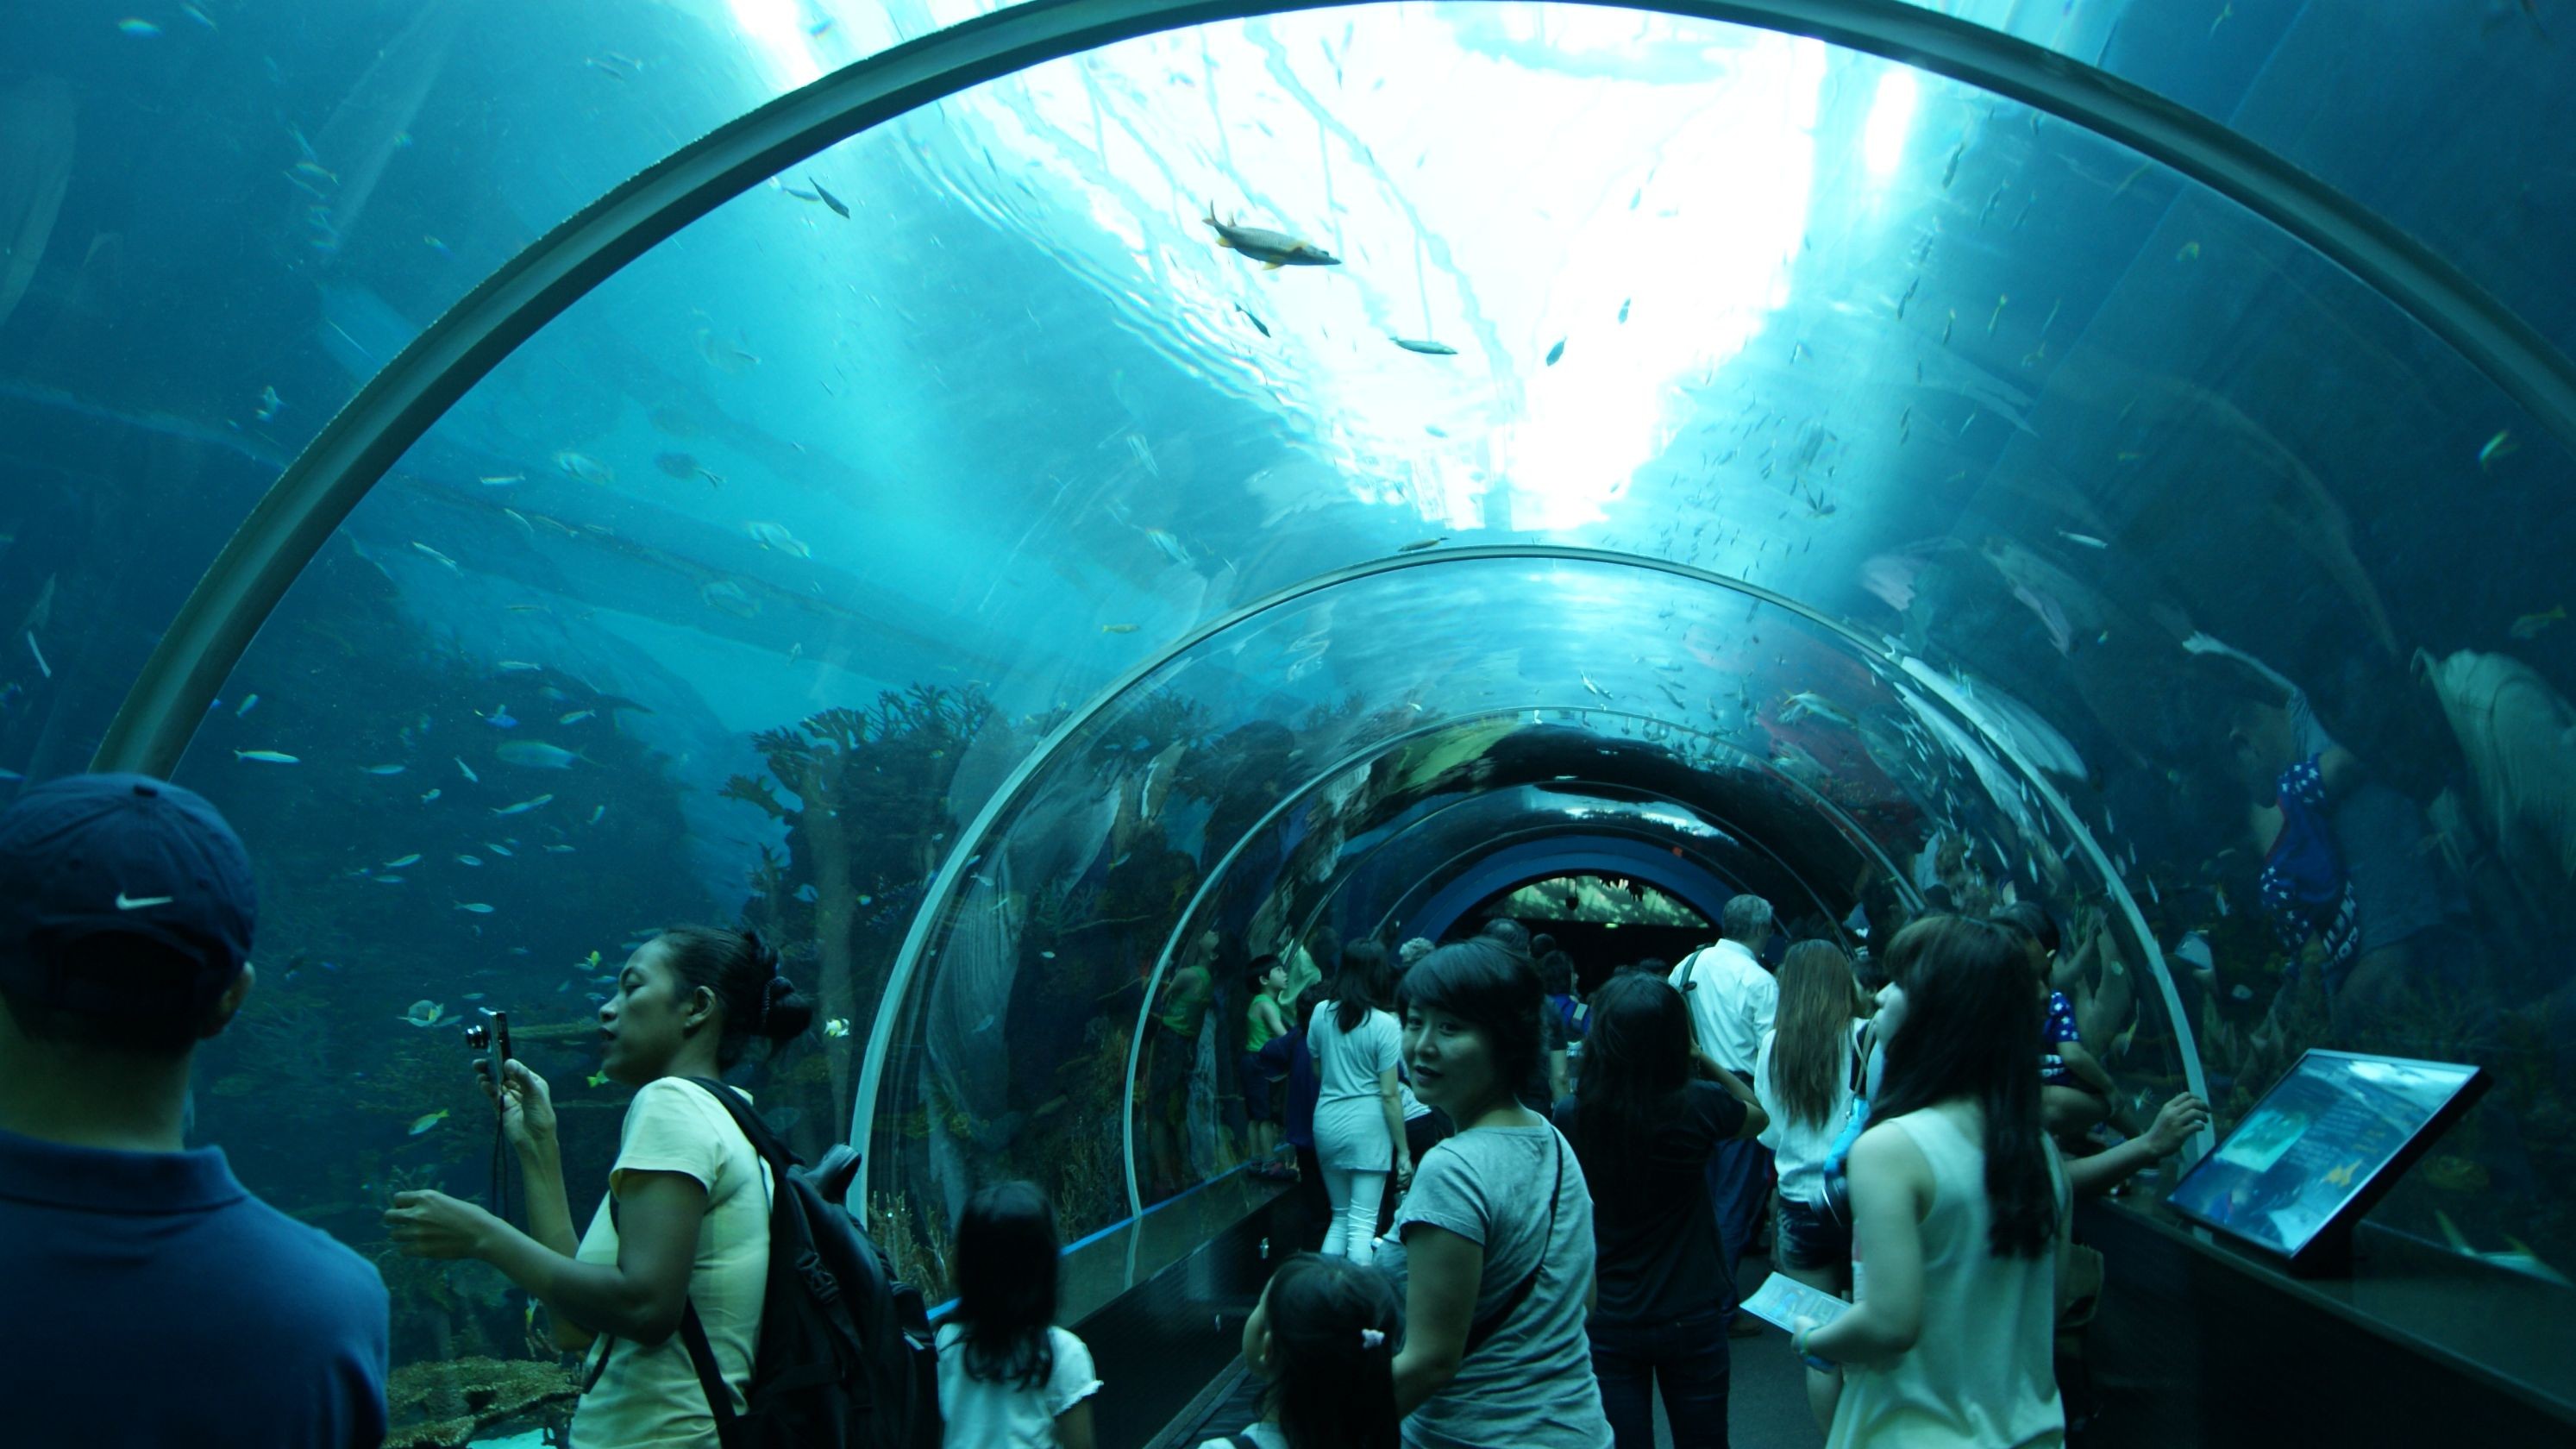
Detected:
[571,1079,774,1449]
[935,1323,1100,1447]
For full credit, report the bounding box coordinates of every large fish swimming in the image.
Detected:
[1202,204,1339,269]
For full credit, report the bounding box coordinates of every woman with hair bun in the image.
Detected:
[385,925,817,1449]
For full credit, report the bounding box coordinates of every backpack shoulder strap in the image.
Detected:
[676,1300,741,1432]
[1677,948,1705,992]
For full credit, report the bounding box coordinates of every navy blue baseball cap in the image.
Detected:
[0,773,257,1017]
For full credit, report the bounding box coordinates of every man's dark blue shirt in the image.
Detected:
[0,1125,390,1446]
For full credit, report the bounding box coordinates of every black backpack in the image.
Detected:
[581,1077,940,1449]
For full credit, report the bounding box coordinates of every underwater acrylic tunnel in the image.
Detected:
[8,0,2576,1442]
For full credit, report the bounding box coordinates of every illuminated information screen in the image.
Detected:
[2166,1051,2485,1264]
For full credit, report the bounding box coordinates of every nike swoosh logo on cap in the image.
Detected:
[115,893,176,911]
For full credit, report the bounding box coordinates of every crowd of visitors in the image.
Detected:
[4,772,2214,1448]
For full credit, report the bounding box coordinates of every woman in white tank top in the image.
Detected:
[1789,916,2071,1449]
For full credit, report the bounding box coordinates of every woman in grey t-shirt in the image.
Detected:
[1387,940,1612,1449]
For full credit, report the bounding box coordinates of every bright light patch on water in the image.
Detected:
[1864,66,1918,179]
[725,0,827,90]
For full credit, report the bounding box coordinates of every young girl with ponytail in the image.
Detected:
[385,925,815,1449]
[1203,1252,1403,1449]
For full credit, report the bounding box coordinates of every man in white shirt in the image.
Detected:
[1670,894,1780,1323]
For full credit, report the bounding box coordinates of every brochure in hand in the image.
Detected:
[1738,1272,1852,1334]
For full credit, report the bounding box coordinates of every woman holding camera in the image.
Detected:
[384,926,812,1448]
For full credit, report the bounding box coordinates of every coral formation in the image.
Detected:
[384,1355,580,1449]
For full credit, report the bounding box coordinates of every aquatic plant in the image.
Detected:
[725,685,996,1123]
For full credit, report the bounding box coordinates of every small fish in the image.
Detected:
[1233,303,1270,337]
[420,788,442,803]
[234,749,300,764]
[2058,530,2109,549]
[1397,536,1447,554]
[25,632,49,678]
[456,855,482,866]
[2510,605,2566,641]
[361,763,406,775]
[461,992,486,1001]
[2176,241,2202,262]
[408,1109,449,1136]
[487,842,516,856]
[586,1071,612,1088]
[1200,203,1339,267]
[587,806,606,825]
[181,3,214,26]
[496,660,542,673]
[1040,950,1057,960]
[492,794,555,817]
[2479,430,2517,470]
[1101,624,1139,634]
[545,844,576,854]
[455,902,496,914]
[383,853,422,869]
[453,756,481,786]
[374,875,406,884]
[745,521,812,557]
[236,693,261,717]
[822,1018,851,1038]
[1545,339,1566,366]
[495,741,582,769]
[478,474,525,486]
[483,705,519,730]
[1143,529,1192,567]
[411,542,462,573]
[558,709,595,724]
[1391,337,1457,355]
[809,177,850,218]
[401,1000,442,1026]
[1618,298,1631,323]
[117,17,161,36]
[553,450,615,486]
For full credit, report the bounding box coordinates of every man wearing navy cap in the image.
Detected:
[0,773,390,1446]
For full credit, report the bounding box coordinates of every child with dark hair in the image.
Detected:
[1244,956,1293,1170]
[1990,904,2122,1145]
[1260,986,1331,1242]
[1201,1253,1404,1449]
[938,1181,1100,1448]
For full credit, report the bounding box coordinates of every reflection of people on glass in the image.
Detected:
[1145,930,1219,1198]
[2188,637,2454,1038]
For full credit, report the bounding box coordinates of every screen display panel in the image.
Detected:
[2166,1051,2484,1260]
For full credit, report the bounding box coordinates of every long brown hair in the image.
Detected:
[1769,939,1862,1130]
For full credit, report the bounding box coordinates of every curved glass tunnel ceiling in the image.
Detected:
[16,0,2576,1418]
